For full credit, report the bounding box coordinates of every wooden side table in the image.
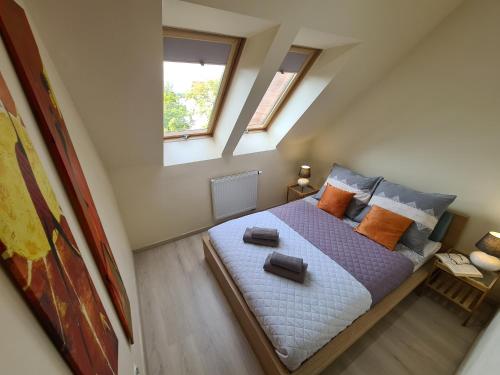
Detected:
[425,252,499,326]
[286,184,319,202]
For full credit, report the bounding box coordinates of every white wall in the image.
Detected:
[0,2,145,374]
[23,0,163,170]
[22,0,463,250]
[310,0,500,258]
[114,0,462,249]
[457,309,500,375]
[112,148,302,249]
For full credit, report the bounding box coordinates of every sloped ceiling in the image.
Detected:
[23,0,463,170]
[185,0,464,147]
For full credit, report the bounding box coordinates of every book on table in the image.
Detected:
[434,253,483,278]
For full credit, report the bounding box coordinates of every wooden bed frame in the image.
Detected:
[202,213,467,375]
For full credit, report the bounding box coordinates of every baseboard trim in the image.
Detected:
[133,225,212,253]
[132,199,291,253]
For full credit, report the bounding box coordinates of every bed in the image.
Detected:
[204,191,466,375]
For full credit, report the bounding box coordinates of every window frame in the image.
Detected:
[163,27,244,140]
[246,46,321,132]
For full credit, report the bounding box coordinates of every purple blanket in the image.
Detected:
[270,200,413,305]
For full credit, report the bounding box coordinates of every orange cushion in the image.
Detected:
[355,205,413,250]
[317,184,355,218]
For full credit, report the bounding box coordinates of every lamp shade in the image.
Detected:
[475,232,500,255]
[298,165,311,178]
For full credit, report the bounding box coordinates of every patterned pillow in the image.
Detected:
[368,180,456,254]
[314,164,382,220]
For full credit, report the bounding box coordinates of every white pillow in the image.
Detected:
[422,240,442,258]
[396,240,442,271]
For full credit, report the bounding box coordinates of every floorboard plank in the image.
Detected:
[135,233,484,375]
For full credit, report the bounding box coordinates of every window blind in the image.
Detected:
[279,51,309,73]
[163,37,232,65]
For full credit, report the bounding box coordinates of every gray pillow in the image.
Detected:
[353,205,371,222]
[314,164,382,220]
[368,180,456,254]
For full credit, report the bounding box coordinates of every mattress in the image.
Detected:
[208,200,415,370]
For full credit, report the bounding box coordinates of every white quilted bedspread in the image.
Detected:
[208,211,372,371]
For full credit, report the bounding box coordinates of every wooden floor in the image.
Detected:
[135,233,486,375]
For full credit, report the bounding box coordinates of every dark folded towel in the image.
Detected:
[269,251,303,273]
[263,254,308,283]
[251,227,279,241]
[243,228,279,247]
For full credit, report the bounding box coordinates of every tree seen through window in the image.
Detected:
[163,61,223,136]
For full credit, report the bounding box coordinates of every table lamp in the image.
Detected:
[470,231,500,272]
[297,165,311,191]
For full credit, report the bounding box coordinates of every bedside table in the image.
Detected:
[287,184,319,202]
[425,251,499,326]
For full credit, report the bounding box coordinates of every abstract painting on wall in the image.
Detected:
[0,71,118,374]
[0,0,133,343]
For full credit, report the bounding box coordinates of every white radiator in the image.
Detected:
[211,170,260,220]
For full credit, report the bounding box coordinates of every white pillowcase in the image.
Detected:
[396,240,442,271]
[422,240,442,257]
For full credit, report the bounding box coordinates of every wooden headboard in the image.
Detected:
[441,211,469,251]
